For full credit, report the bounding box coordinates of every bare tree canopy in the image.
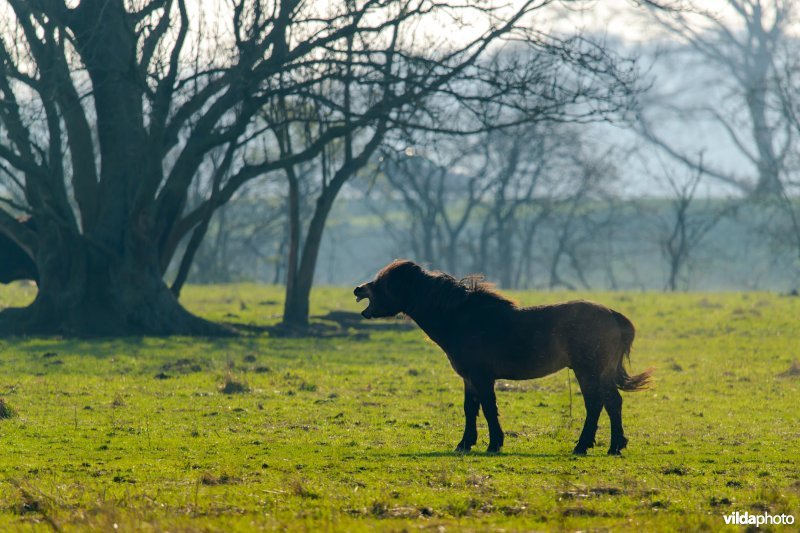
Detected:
[637,0,797,197]
[362,122,621,291]
[0,0,637,336]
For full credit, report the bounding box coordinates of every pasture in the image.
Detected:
[0,284,798,531]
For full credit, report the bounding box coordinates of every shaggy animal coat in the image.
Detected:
[355,260,651,455]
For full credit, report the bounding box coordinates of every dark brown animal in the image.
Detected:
[354,260,651,455]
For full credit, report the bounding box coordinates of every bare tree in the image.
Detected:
[364,138,490,275]
[541,145,620,290]
[771,47,800,279]
[260,8,638,329]
[183,189,287,286]
[359,119,622,292]
[656,160,735,291]
[458,124,618,290]
[639,0,795,197]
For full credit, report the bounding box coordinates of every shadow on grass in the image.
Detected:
[396,450,565,459]
[7,335,240,362]
[263,311,414,339]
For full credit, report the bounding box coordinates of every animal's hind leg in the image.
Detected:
[572,369,604,455]
[573,392,603,455]
[472,376,503,453]
[455,380,480,453]
[604,388,628,455]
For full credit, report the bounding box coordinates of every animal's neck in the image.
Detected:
[403,302,450,349]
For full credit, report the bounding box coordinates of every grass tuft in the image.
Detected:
[220,374,249,394]
[289,478,319,499]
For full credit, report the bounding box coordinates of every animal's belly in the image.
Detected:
[495,366,560,381]
[493,352,569,380]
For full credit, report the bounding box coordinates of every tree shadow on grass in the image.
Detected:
[7,335,235,362]
[261,311,414,339]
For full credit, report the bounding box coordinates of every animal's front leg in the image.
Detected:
[473,376,503,453]
[455,380,480,453]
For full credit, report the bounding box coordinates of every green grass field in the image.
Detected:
[0,284,798,531]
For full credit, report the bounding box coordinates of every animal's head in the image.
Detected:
[354,260,424,319]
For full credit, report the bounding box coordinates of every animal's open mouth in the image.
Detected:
[354,285,373,318]
[359,300,374,319]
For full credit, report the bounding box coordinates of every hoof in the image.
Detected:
[455,436,476,453]
[607,436,628,456]
[486,444,503,454]
[573,438,594,455]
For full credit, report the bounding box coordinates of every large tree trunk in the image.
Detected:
[0,2,228,337]
[279,122,386,331]
[282,170,303,325]
[0,218,38,284]
[281,190,336,329]
[748,84,784,197]
[0,222,229,337]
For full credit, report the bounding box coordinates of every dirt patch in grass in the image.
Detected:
[289,478,319,499]
[14,490,41,515]
[560,486,622,499]
[385,506,429,519]
[709,496,732,507]
[200,472,241,486]
[220,376,249,394]
[160,357,207,375]
[561,506,600,517]
[0,399,15,419]
[696,298,722,309]
[777,360,800,378]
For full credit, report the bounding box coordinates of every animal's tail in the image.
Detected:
[611,310,652,392]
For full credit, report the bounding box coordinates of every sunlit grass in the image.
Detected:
[0,284,798,530]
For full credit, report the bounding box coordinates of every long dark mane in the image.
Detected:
[405,264,517,312]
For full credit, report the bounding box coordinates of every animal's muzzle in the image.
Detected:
[354,284,368,302]
[354,284,372,318]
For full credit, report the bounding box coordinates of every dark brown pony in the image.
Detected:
[355,260,651,455]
